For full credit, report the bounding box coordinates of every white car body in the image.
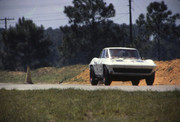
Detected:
[89,47,156,85]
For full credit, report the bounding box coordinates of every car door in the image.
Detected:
[97,49,108,76]
[96,49,105,75]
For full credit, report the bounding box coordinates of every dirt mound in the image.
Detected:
[73,59,180,85]
[154,59,180,85]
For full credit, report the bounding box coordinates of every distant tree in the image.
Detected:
[2,17,52,70]
[136,1,180,60]
[64,0,115,25]
[135,14,153,59]
[60,0,127,64]
[45,28,63,67]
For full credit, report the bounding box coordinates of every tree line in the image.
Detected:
[0,0,179,71]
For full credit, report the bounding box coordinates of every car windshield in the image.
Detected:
[109,49,140,59]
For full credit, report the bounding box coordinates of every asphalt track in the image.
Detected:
[0,83,180,92]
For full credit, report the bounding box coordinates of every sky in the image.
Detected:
[0,0,180,29]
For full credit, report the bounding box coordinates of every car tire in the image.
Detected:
[103,66,112,86]
[146,72,155,85]
[131,80,140,86]
[90,67,98,85]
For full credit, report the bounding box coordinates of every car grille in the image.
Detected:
[113,68,152,73]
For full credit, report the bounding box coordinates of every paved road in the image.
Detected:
[0,83,180,92]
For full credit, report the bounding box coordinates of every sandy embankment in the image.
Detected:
[69,59,180,86]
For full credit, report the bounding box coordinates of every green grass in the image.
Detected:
[0,64,88,84]
[0,89,179,121]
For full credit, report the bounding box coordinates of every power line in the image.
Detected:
[33,18,67,22]
[114,14,128,21]
[2,17,68,28]
[132,0,143,13]
[0,17,14,29]
[116,12,129,15]
[21,12,63,18]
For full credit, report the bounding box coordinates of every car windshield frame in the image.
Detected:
[109,49,141,59]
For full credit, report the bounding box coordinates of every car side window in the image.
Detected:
[102,50,106,58]
[99,49,103,58]
[99,49,105,58]
[105,50,109,58]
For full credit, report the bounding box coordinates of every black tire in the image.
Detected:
[131,80,140,86]
[90,67,98,85]
[146,72,155,85]
[103,66,112,86]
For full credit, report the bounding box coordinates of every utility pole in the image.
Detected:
[0,17,14,30]
[129,0,133,44]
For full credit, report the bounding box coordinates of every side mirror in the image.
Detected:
[142,57,145,60]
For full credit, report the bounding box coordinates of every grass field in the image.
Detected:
[0,64,88,84]
[0,89,179,121]
[1,59,180,85]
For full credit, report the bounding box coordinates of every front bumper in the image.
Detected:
[106,64,156,76]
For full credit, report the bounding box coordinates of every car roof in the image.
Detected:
[104,47,137,50]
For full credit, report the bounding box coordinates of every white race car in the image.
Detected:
[89,47,156,86]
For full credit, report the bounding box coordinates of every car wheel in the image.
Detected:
[103,66,112,86]
[131,80,140,86]
[146,72,155,85]
[90,67,98,85]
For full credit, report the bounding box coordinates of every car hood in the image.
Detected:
[108,58,156,67]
